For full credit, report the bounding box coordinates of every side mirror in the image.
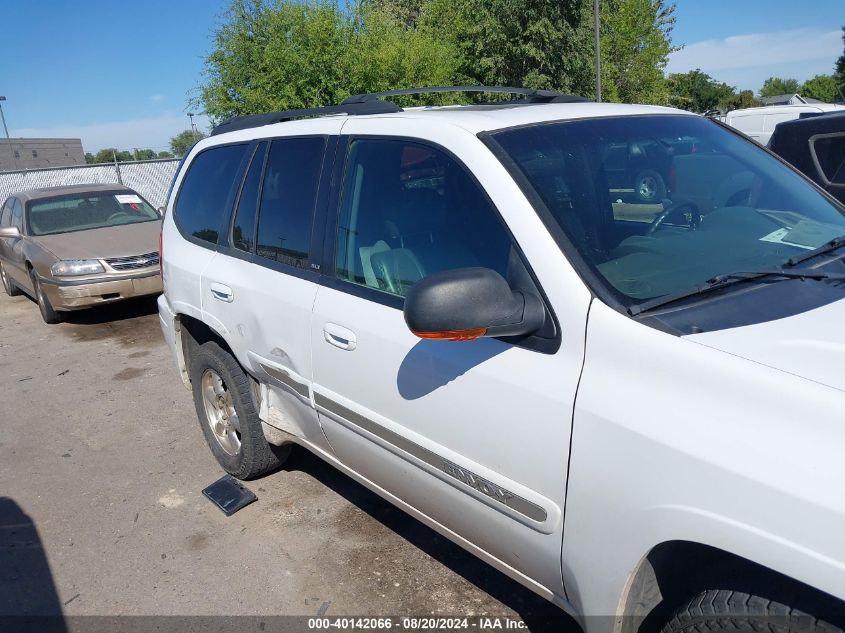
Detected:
[404,267,545,341]
[0,226,20,239]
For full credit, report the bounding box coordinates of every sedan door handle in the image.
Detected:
[210,282,234,303]
[323,323,357,351]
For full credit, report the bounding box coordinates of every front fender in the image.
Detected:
[562,300,845,632]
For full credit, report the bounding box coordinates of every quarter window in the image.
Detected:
[812,135,845,185]
[335,139,513,298]
[255,137,325,268]
[174,143,249,245]
[11,199,23,231]
[0,199,11,227]
[232,142,267,252]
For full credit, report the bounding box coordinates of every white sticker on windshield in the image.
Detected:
[115,194,142,204]
[759,228,813,250]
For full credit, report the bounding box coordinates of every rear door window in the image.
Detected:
[174,143,249,245]
[254,137,325,268]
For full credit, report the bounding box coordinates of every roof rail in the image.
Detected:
[211,85,588,136]
[341,85,588,105]
[211,100,401,136]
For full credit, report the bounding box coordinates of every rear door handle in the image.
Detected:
[323,323,357,351]
[210,282,234,302]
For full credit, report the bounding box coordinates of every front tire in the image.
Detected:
[0,263,22,296]
[30,272,62,324]
[189,341,289,480]
[660,589,844,633]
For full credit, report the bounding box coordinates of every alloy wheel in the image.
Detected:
[200,368,242,456]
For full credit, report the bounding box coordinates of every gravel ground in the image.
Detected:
[0,290,574,631]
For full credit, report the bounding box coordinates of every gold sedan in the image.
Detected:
[0,183,163,323]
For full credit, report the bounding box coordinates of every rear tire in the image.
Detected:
[189,341,289,480]
[30,272,62,324]
[660,588,844,633]
[634,169,667,204]
[0,263,22,296]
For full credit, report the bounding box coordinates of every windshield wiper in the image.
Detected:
[627,268,845,316]
[784,235,845,268]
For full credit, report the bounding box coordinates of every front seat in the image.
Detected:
[369,248,427,296]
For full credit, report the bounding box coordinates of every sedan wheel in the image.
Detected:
[0,264,22,297]
[30,273,62,324]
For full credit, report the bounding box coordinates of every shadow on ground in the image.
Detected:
[0,497,67,632]
[59,296,160,326]
[279,447,579,633]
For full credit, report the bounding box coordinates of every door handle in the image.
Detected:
[209,282,234,303]
[323,323,357,351]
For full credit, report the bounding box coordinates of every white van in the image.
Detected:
[158,86,845,633]
[724,104,845,145]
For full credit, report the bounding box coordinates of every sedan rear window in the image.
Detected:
[28,191,159,236]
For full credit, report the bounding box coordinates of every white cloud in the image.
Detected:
[11,112,211,154]
[667,27,842,90]
[149,94,166,103]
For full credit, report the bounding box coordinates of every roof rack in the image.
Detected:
[211,100,401,136]
[211,85,588,136]
[341,85,588,105]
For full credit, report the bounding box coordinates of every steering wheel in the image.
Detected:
[647,198,703,236]
[107,211,132,222]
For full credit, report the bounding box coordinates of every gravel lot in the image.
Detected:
[0,290,574,631]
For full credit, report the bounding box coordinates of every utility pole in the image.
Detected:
[594,0,602,103]
[0,96,19,171]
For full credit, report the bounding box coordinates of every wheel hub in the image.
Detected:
[201,369,242,456]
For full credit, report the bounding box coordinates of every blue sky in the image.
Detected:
[0,0,842,153]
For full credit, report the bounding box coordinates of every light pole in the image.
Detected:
[187,112,198,140]
[593,0,602,103]
[0,96,19,171]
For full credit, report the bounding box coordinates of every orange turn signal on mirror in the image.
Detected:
[412,328,488,341]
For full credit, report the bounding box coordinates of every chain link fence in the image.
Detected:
[0,159,181,209]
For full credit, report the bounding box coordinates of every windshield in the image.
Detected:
[491,115,845,308]
[27,191,160,236]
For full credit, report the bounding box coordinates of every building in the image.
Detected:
[760,94,828,106]
[0,138,86,172]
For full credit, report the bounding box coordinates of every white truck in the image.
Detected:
[723,102,845,145]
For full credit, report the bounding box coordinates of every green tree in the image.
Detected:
[760,77,800,98]
[170,129,206,156]
[84,152,95,164]
[94,148,133,163]
[836,25,845,81]
[423,0,594,94]
[599,0,677,105]
[666,69,734,112]
[157,150,175,159]
[800,74,839,103]
[198,0,458,120]
[418,0,676,102]
[370,0,424,27]
[719,89,761,112]
[135,149,157,161]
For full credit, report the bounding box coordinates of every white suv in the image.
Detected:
[158,86,845,632]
